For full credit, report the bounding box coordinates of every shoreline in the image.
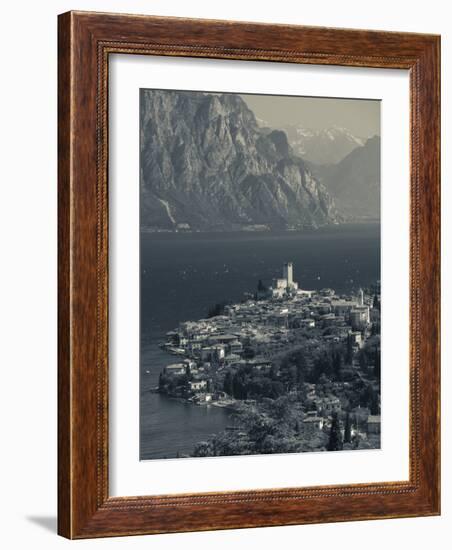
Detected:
[152,388,238,411]
[140,230,381,459]
[141,220,380,235]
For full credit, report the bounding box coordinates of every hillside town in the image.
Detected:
[156,262,381,456]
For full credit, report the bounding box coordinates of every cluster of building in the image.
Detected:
[301,387,380,442]
[157,262,381,442]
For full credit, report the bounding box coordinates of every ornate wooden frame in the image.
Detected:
[58,11,440,539]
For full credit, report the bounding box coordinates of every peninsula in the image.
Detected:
[155,262,381,457]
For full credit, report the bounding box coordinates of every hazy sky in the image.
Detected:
[240,93,380,138]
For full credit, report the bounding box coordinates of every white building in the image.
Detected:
[270,262,299,297]
[350,306,370,330]
[303,416,324,434]
[163,364,187,376]
[189,379,208,392]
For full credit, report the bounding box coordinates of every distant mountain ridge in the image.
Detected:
[140,90,341,231]
[257,121,365,165]
[310,136,381,220]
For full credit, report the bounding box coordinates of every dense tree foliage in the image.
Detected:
[223,364,286,400]
[373,293,381,311]
[357,335,381,375]
[327,412,343,451]
[158,372,188,396]
[193,396,328,457]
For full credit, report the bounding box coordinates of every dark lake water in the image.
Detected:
[140,223,380,459]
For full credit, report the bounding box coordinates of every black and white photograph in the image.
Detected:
[139,89,381,460]
[0,0,445,545]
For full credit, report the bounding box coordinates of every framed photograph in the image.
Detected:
[58,11,440,538]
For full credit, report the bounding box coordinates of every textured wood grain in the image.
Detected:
[57,11,72,539]
[57,11,440,539]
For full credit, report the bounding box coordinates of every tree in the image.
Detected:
[333,349,343,381]
[373,293,381,311]
[232,371,245,399]
[295,353,307,386]
[369,389,380,415]
[373,346,381,379]
[358,349,368,370]
[346,334,354,365]
[344,412,352,444]
[242,346,255,360]
[270,381,285,398]
[312,350,333,382]
[269,364,279,380]
[193,440,214,457]
[286,364,298,391]
[327,412,343,451]
[360,385,380,415]
[257,279,266,292]
[223,371,234,396]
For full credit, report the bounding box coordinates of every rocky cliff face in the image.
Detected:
[140,90,339,231]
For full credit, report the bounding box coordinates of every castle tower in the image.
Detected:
[358,288,364,306]
[283,262,293,287]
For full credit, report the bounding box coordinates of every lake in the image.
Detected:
[140,223,380,459]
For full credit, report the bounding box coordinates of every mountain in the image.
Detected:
[311,136,380,220]
[140,90,340,231]
[258,123,365,165]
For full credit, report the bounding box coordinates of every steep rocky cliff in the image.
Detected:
[140,90,340,231]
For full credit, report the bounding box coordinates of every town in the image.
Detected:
[156,262,381,457]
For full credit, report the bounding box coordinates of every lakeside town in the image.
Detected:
[155,262,381,457]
